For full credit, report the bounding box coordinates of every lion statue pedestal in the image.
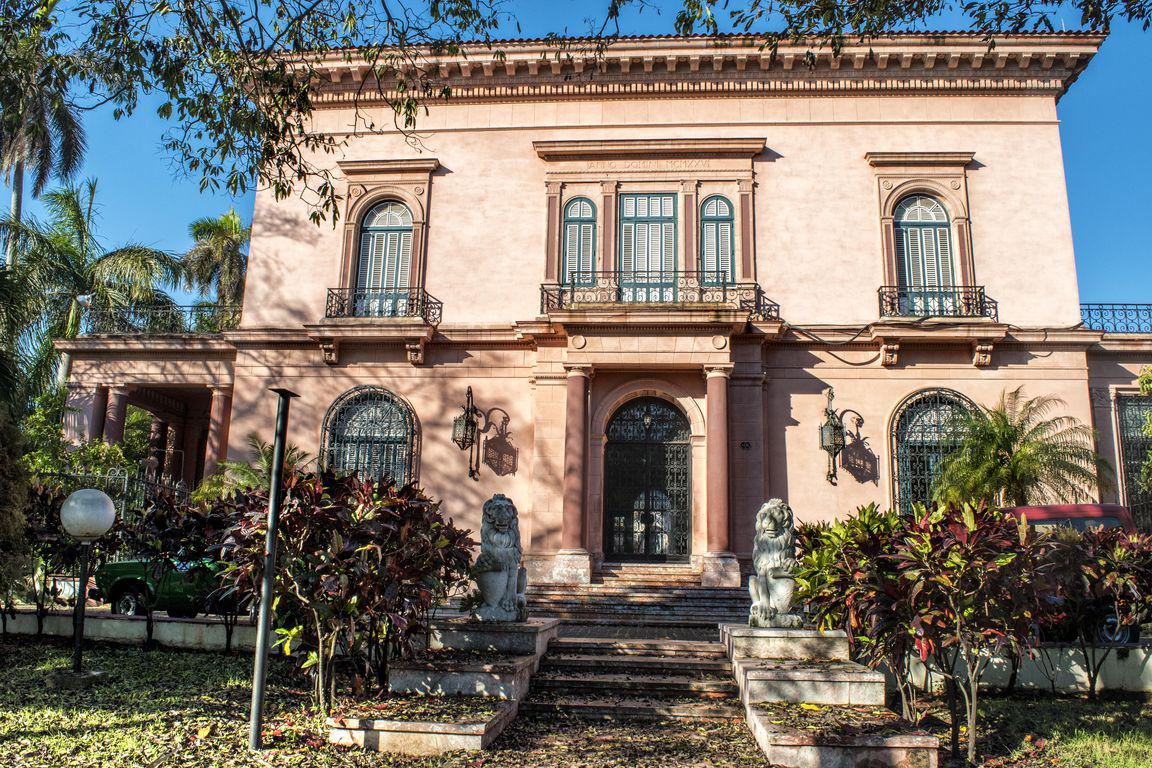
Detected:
[748,499,802,629]
[470,494,528,623]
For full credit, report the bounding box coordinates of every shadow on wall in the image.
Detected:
[248,201,332,329]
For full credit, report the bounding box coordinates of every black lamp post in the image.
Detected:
[60,488,117,676]
[249,387,298,751]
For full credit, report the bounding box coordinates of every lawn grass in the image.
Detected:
[2,638,1151,767]
[0,638,765,767]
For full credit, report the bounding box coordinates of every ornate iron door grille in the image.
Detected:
[891,389,974,515]
[1118,395,1152,532]
[603,397,691,562]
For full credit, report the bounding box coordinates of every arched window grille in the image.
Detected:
[894,195,956,315]
[321,386,418,485]
[562,198,596,285]
[891,389,974,515]
[699,195,735,285]
[1118,395,1152,530]
[356,201,414,317]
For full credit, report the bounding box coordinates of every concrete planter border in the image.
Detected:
[326,700,518,754]
[744,705,939,768]
[388,654,536,700]
[423,616,560,664]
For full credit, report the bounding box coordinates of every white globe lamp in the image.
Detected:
[60,488,117,677]
[61,489,117,542]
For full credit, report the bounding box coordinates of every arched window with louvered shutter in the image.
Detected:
[893,195,957,315]
[356,201,414,317]
[562,198,596,285]
[322,386,418,485]
[699,195,735,285]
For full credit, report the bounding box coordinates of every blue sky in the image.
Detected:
[4,2,1149,304]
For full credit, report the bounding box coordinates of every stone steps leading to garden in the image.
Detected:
[526,582,750,625]
[523,636,741,721]
[548,637,729,658]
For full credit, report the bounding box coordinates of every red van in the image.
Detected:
[1003,503,1138,535]
[1004,503,1142,643]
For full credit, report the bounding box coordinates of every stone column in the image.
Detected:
[103,387,130,444]
[703,366,740,587]
[148,417,169,475]
[87,386,108,442]
[203,387,233,479]
[167,419,186,482]
[552,365,592,584]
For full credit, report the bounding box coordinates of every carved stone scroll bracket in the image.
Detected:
[320,340,340,366]
[971,339,994,368]
[880,339,900,367]
[405,339,427,366]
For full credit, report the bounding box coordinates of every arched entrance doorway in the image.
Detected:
[603,397,691,562]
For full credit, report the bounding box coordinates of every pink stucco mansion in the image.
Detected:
[61,32,1152,588]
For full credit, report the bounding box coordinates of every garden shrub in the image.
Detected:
[216,473,473,713]
[798,502,1050,764]
[0,408,30,638]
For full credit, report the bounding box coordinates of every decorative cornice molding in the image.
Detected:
[337,158,440,176]
[312,33,1102,105]
[866,151,975,168]
[533,137,766,161]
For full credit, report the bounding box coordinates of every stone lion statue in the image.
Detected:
[748,499,802,628]
[470,494,528,622]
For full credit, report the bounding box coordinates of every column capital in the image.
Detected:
[564,365,593,379]
[704,365,734,379]
[109,385,133,397]
[209,385,234,396]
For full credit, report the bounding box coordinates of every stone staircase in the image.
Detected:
[526,564,751,627]
[521,636,744,721]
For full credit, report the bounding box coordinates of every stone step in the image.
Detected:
[549,637,728,658]
[530,585,749,599]
[532,672,739,698]
[528,606,748,623]
[541,653,732,675]
[521,695,744,722]
[732,659,887,706]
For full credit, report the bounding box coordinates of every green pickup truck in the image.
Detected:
[93,558,224,619]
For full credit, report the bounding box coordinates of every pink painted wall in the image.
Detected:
[243,94,1080,331]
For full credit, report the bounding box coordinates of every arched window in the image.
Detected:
[562,198,596,285]
[322,386,418,485]
[891,389,974,515]
[699,195,735,285]
[356,201,414,317]
[894,195,956,315]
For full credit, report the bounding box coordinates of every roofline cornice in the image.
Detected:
[310,31,1102,104]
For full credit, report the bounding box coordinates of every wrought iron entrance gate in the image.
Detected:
[603,397,691,561]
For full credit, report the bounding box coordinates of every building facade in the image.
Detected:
[61,32,1152,586]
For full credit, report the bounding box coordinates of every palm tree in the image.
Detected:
[1,16,86,267]
[933,387,1110,508]
[190,432,312,502]
[1,179,181,402]
[182,208,249,306]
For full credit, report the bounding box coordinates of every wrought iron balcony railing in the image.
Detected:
[878,286,998,322]
[82,303,241,336]
[540,270,780,321]
[1080,303,1152,334]
[325,287,443,326]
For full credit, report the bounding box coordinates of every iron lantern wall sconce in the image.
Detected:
[453,386,514,480]
[819,387,865,485]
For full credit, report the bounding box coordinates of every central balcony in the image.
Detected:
[878,285,998,322]
[540,271,779,321]
[325,287,443,326]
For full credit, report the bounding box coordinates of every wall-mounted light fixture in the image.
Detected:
[818,387,864,485]
[453,386,515,480]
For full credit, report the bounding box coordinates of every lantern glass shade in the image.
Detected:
[60,489,117,542]
[820,417,845,456]
[452,412,476,450]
